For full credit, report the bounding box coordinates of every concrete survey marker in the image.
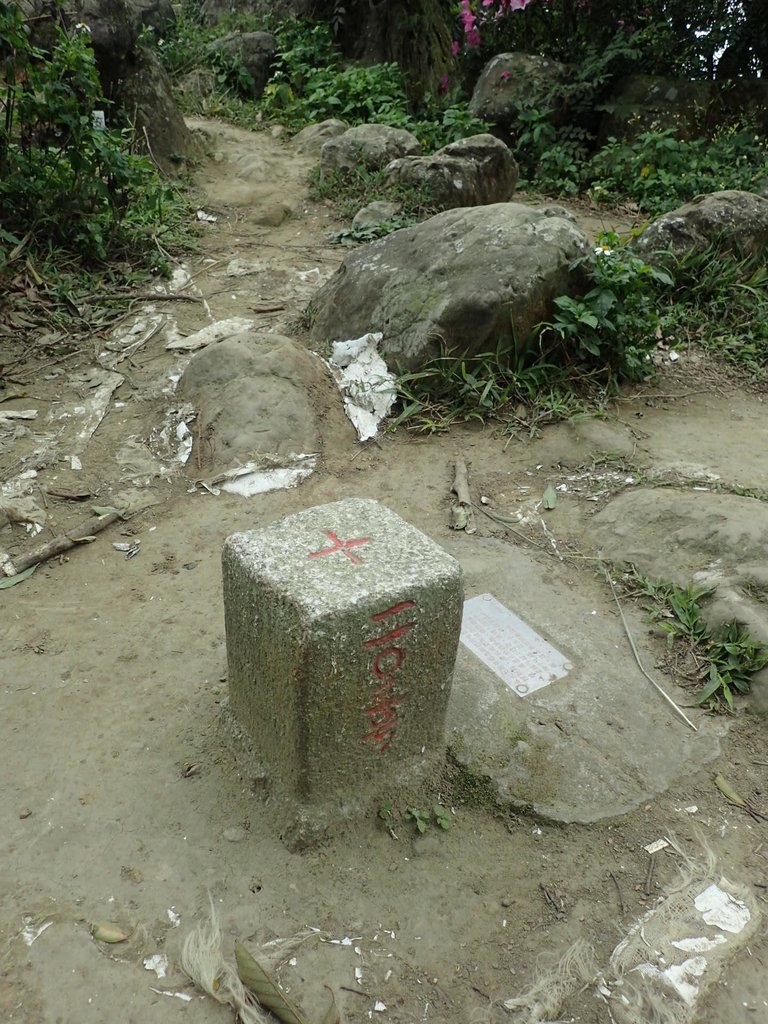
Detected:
[460,593,572,696]
[222,498,464,806]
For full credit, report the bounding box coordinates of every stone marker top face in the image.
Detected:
[225,498,461,618]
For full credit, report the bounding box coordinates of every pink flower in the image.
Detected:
[500,70,510,80]
[461,0,534,48]
[451,39,461,56]
[439,73,450,93]
[459,0,476,31]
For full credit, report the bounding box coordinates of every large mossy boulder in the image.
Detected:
[633,190,768,261]
[386,134,518,210]
[308,203,589,370]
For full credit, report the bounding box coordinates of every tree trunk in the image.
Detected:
[313,0,454,100]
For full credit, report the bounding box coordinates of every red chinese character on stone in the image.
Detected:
[307,530,370,565]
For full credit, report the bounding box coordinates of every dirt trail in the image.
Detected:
[2,119,767,1024]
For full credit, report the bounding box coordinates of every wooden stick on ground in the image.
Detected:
[0,511,122,577]
[451,459,476,534]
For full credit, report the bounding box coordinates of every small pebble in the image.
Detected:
[223,825,248,843]
[19,808,32,819]
[501,896,514,907]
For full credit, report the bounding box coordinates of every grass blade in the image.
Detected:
[235,939,307,1024]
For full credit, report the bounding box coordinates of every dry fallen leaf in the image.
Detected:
[235,939,307,1024]
[321,985,341,1024]
[91,922,133,944]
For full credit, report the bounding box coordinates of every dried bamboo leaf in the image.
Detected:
[714,773,748,807]
[235,940,307,1024]
[321,986,341,1024]
[0,564,36,588]
[91,922,133,943]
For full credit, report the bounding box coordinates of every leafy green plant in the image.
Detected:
[625,571,768,711]
[379,801,453,834]
[330,214,417,245]
[536,232,673,381]
[405,805,452,833]
[647,581,714,644]
[432,804,452,830]
[391,342,607,435]
[405,807,431,834]
[0,6,189,267]
[659,243,768,377]
[378,800,395,829]
[509,30,642,195]
[590,125,768,215]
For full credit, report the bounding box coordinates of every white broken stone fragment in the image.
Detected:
[165,318,254,352]
[143,953,169,978]
[327,333,395,442]
[694,884,750,933]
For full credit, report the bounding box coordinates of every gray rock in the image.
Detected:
[386,134,517,210]
[320,123,421,173]
[17,1,196,170]
[19,0,141,76]
[132,0,175,34]
[74,0,142,65]
[598,74,768,144]
[222,824,249,842]
[119,46,200,174]
[178,332,326,472]
[292,119,348,157]
[309,203,589,370]
[177,68,217,101]
[597,75,716,145]
[469,52,569,132]
[199,0,310,25]
[352,201,401,230]
[206,31,276,98]
[633,190,768,261]
[594,486,768,713]
[594,488,768,586]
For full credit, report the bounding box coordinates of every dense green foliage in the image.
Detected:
[160,13,488,151]
[538,234,673,381]
[158,9,768,215]
[589,128,768,214]
[457,0,768,80]
[0,3,188,269]
[392,235,768,433]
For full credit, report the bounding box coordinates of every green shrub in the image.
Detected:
[537,232,673,380]
[0,5,186,266]
[661,244,768,376]
[589,126,768,214]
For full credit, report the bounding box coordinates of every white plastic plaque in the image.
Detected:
[460,593,572,696]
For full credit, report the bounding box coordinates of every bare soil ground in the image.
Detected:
[2,119,767,1024]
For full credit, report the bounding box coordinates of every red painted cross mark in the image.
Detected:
[307,530,370,565]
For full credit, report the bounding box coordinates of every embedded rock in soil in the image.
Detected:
[320,123,421,173]
[178,332,330,473]
[593,487,768,706]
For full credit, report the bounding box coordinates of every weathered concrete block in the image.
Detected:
[222,499,463,808]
